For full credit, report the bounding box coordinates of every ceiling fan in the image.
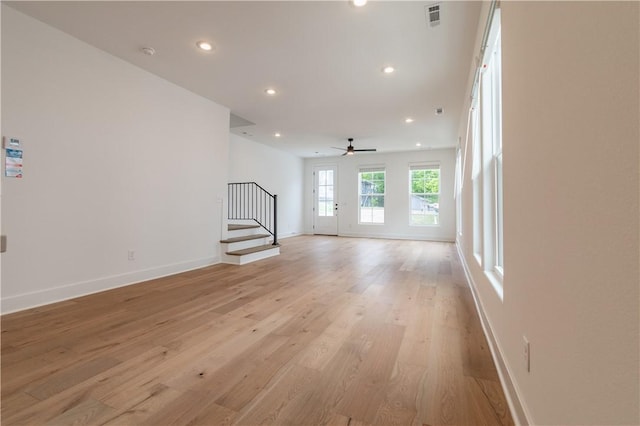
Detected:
[332,138,377,156]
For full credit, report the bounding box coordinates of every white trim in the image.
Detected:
[357,164,385,173]
[1,256,219,315]
[461,107,473,188]
[358,168,386,225]
[409,164,441,227]
[482,8,502,68]
[474,252,483,268]
[409,162,440,170]
[358,165,386,173]
[338,232,454,243]
[485,269,504,301]
[456,242,532,426]
[278,231,303,240]
[221,246,279,265]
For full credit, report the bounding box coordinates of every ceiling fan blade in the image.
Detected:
[331,146,347,151]
[354,148,377,152]
[342,152,348,156]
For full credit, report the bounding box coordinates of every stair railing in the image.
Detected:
[228,182,278,245]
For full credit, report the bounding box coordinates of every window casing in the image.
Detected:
[358,168,385,224]
[455,148,462,237]
[472,105,483,265]
[492,33,504,275]
[471,8,503,293]
[409,165,440,226]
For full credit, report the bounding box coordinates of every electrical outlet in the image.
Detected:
[128,250,135,261]
[523,336,530,372]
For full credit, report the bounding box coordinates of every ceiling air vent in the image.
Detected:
[426,4,441,27]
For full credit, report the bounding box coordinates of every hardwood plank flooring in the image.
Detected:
[1,236,513,425]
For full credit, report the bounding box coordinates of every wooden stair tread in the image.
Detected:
[228,224,261,231]
[226,244,280,256]
[220,234,270,243]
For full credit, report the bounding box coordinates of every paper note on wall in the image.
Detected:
[5,148,23,178]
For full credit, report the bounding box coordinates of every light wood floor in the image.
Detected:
[1,236,513,426]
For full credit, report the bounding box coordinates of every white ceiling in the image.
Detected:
[7,1,482,158]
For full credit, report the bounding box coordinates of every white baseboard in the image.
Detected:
[277,231,303,240]
[337,232,455,242]
[455,242,531,426]
[1,256,220,315]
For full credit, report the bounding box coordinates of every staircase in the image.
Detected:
[221,182,280,265]
[221,223,280,265]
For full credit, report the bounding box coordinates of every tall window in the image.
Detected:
[471,7,503,292]
[492,30,504,273]
[455,147,462,237]
[472,106,483,263]
[483,11,503,276]
[410,165,440,226]
[358,168,385,224]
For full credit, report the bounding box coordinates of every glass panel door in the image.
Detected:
[314,165,338,235]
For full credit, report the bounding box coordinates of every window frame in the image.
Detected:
[491,27,504,278]
[472,7,503,295]
[358,167,386,225]
[455,147,462,238]
[409,164,441,227]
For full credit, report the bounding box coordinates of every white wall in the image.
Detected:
[1,6,230,313]
[457,2,639,425]
[304,149,456,241]
[0,4,3,298]
[228,134,304,238]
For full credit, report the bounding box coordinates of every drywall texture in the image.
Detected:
[228,134,304,238]
[304,149,456,241]
[1,6,230,313]
[457,2,639,425]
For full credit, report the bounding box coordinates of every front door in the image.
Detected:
[313,165,338,235]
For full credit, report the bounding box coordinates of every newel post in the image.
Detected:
[273,194,278,246]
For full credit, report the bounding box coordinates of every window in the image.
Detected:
[492,30,503,274]
[317,169,334,217]
[471,7,503,292]
[472,106,483,264]
[410,164,440,226]
[484,11,503,277]
[455,147,462,237]
[358,168,385,224]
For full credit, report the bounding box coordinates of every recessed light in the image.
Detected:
[196,41,213,51]
[352,0,367,6]
[141,47,156,56]
[416,143,422,147]
[405,117,414,123]
[265,88,277,96]
[382,66,395,74]
[274,133,281,137]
